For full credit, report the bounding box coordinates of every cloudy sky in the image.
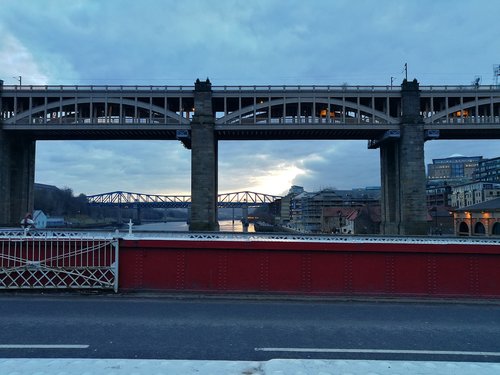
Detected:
[1,0,499,196]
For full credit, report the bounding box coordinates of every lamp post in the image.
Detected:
[13,76,21,86]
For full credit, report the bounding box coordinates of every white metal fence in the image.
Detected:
[0,231,119,292]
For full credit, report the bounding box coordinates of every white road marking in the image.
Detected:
[0,344,89,349]
[254,347,500,356]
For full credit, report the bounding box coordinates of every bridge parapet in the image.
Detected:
[117,233,500,297]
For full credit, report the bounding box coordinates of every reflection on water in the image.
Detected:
[133,220,255,233]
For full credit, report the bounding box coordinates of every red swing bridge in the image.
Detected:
[1,230,499,299]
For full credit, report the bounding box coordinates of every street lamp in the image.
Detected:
[13,76,21,86]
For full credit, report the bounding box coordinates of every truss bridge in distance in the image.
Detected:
[86,190,282,209]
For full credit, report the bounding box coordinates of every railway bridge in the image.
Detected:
[1,78,500,234]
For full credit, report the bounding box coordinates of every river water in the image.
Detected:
[133,219,255,233]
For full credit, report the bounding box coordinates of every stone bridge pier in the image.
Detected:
[189,79,219,231]
[379,79,428,235]
[0,80,36,226]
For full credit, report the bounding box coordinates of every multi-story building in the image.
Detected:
[427,156,482,184]
[453,198,500,236]
[289,189,344,232]
[279,185,304,226]
[426,181,452,207]
[283,186,380,233]
[451,181,500,208]
[321,205,380,234]
[473,156,500,183]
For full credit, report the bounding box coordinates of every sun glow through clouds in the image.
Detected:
[251,164,306,196]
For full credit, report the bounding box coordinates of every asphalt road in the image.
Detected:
[1,293,500,362]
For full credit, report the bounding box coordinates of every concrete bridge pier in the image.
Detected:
[380,141,400,234]
[380,79,428,235]
[189,79,219,231]
[0,78,35,226]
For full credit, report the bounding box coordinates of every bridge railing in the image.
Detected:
[420,85,500,92]
[1,85,193,92]
[3,84,499,92]
[0,230,118,291]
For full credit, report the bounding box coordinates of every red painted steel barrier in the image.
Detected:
[118,236,500,298]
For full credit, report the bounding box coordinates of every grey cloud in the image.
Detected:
[3,0,500,196]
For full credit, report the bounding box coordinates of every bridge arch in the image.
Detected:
[5,98,190,125]
[216,98,398,125]
[424,97,500,124]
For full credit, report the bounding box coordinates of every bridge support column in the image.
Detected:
[0,132,36,226]
[380,79,428,235]
[380,141,400,234]
[133,204,142,225]
[189,79,219,231]
[116,205,122,225]
[242,205,249,233]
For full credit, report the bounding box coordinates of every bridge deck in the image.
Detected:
[2,84,500,141]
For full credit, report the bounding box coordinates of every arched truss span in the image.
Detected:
[87,190,282,208]
[218,191,282,206]
[216,98,398,125]
[5,98,190,125]
[424,98,500,124]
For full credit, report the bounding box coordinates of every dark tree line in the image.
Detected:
[34,185,90,217]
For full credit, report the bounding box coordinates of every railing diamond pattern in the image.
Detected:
[0,233,118,292]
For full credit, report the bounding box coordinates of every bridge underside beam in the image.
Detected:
[0,132,35,226]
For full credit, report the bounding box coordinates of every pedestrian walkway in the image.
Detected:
[1,358,499,375]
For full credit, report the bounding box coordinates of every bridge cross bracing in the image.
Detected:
[2,84,500,141]
[86,191,282,209]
